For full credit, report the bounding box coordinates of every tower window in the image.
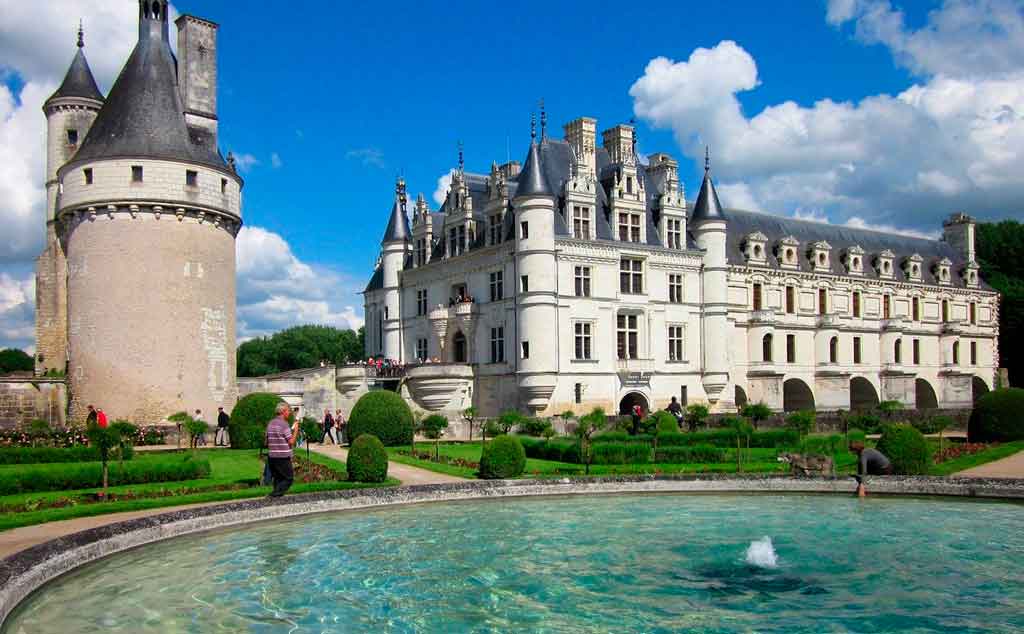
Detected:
[66,129,78,145]
[617,314,639,360]
[521,341,530,359]
[883,295,891,320]
[83,168,93,185]
[221,178,228,194]
[952,341,960,365]
[575,383,583,404]
[852,291,861,318]
[829,337,838,363]
[853,337,862,364]
[762,334,773,362]
[785,286,795,314]
[668,274,683,303]
[131,165,143,182]
[753,283,763,311]
[912,297,920,321]
[818,288,827,315]
[971,341,977,365]
[574,322,593,360]
[668,325,684,361]
[186,170,198,187]
[942,299,949,322]
[894,339,902,364]
[574,266,591,297]
[970,302,977,324]
[520,221,529,240]
[520,275,529,293]
[786,334,796,363]
[490,327,505,363]
[913,339,921,364]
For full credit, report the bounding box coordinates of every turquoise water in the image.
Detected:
[4,494,1023,633]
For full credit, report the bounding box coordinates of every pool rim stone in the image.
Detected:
[2,474,1023,628]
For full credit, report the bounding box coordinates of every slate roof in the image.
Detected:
[381,198,411,243]
[68,18,227,170]
[47,44,104,104]
[691,169,726,224]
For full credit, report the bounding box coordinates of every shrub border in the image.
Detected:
[2,475,1024,626]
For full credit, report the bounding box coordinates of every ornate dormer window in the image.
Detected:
[743,231,768,265]
[809,240,832,273]
[776,236,800,269]
[875,249,895,279]
[903,253,924,282]
[934,257,953,285]
[963,261,980,288]
[843,245,865,275]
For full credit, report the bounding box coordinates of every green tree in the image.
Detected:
[461,406,478,441]
[420,414,449,460]
[723,416,753,472]
[86,423,125,498]
[299,416,322,461]
[236,325,366,376]
[0,348,33,374]
[741,402,772,430]
[786,410,816,441]
[496,410,526,435]
[977,220,1024,386]
[574,407,607,475]
[685,404,709,432]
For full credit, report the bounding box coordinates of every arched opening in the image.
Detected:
[850,377,880,411]
[915,378,938,410]
[783,378,815,412]
[762,334,773,362]
[894,339,902,364]
[972,376,990,403]
[452,331,467,363]
[735,385,748,408]
[829,336,838,363]
[618,392,650,416]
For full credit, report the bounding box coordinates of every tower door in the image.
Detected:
[453,331,467,363]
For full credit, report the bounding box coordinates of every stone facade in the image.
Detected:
[0,379,67,429]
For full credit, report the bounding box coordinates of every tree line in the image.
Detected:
[977,219,1023,387]
[237,325,365,377]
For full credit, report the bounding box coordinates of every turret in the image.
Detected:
[514,117,559,413]
[380,178,412,361]
[692,148,731,408]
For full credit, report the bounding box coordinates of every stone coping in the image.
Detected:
[2,474,1023,626]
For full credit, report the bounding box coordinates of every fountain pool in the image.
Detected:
[4,493,1022,633]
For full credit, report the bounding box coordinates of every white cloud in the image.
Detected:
[630,3,1024,232]
[433,169,455,205]
[270,152,283,169]
[231,152,259,173]
[0,272,35,351]
[344,147,385,169]
[235,226,363,340]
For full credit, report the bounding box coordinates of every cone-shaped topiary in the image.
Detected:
[347,391,414,446]
[347,434,388,483]
[478,434,526,479]
[968,388,1024,443]
[228,393,284,449]
[876,423,931,475]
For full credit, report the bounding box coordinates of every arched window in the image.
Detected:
[894,339,902,364]
[912,297,920,321]
[829,336,838,363]
[762,334,773,362]
[942,299,949,322]
[952,341,960,365]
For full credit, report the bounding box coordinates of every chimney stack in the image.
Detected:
[176,15,219,146]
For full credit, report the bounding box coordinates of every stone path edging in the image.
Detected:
[955,448,1024,478]
[2,475,1023,627]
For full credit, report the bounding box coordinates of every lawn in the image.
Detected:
[0,448,399,531]
[929,440,1024,476]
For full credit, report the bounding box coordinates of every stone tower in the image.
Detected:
[35,25,105,376]
[379,178,412,361]
[514,122,559,413]
[50,0,243,423]
[691,150,731,409]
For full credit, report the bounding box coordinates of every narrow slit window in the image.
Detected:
[186,170,198,187]
[66,129,78,145]
[83,168,93,185]
[131,165,143,182]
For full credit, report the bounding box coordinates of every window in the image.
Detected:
[574,266,591,297]
[520,275,529,293]
[415,239,427,267]
[489,214,503,245]
[895,339,902,364]
[490,327,505,363]
[521,341,530,359]
[572,206,591,239]
[415,289,428,316]
[448,227,457,257]
[575,383,583,404]
[626,175,633,194]
[666,218,682,249]
[618,213,641,242]
[786,334,796,363]
[574,322,592,360]
[762,334,773,362]
[668,325,684,361]
[131,165,143,182]
[818,288,827,315]
[680,386,688,406]
[913,339,921,364]
[520,221,529,240]
[912,297,920,321]
[970,341,977,365]
[489,271,503,302]
[619,258,643,294]
[786,286,795,314]
[617,314,639,360]
[221,178,228,194]
[952,341,960,365]
[853,337,862,364]
[829,337,838,363]
[669,274,683,303]
[457,225,466,254]
[883,295,891,320]
[186,170,198,187]
[753,283,763,311]
[942,299,949,322]
[66,129,78,145]
[969,302,977,325]
[83,168,93,185]
[852,291,861,318]
[416,338,428,361]
[384,306,389,320]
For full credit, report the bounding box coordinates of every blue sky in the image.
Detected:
[1,0,1022,351]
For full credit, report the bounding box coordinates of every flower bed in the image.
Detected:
[934,442,996,464]
[398,449,480,470]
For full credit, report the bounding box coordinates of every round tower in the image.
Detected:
[35,25,105,375]
[692,149,732,409]
[57,0,242,424]
[514,120,559,414]
[380,177,411,361]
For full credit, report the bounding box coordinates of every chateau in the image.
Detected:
[364,115,1000,418]
[33,1,241,424]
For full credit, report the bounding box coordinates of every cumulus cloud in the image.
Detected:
[344,147,386,169]
[230,152,260,173]
[0,272,35,352]
[235,226,364,340]
[433,169,456,205]
[630,2,1024,232]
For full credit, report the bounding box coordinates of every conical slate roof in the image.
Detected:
[47,44,104,104]
[381,197,411,243]
[516,140,553,198]
[70,15,226,169]
[691,152,726,224]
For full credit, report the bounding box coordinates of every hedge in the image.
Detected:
[347,391,415,446]
[799,434,847,457]
[654,445,726,463]
[346,434,388,483]
[876,424,931,475]
[0,455,212,494]
[229,392,284,449]
[518,437,581,463]
[479,435,526,479]
[592,442,652,465]
[968,388,1024,443]
[0,445,119,465]
[654,429,798,449]
[593,432,654,444]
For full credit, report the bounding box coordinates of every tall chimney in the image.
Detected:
[176,15,219,146]
[564,117,597,178]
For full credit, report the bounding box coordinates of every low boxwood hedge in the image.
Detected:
[0,445,116,465]
[654,445,726,463]
[346,434,388,483]
[654,429,798,448]
[0,454,212,495]
[479,435,526,479]
[518,436,582,463]
[593,432,654,444]
[876,423,931,475]
[592,442,652,465]
[968,388,1024,443]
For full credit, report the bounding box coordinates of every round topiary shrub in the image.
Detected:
[875,423,931,475]
[478,434,526,479]
[228,393,283,449]
[346,434,388,483]
[653,411,680,435]
[968,388,1024,443]
[347,391,414,446]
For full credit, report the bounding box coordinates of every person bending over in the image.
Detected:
[849,441,893,497]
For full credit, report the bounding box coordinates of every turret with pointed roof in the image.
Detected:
[46,24,104,106]
[381,177,412,243]
[516,115,553,198]
[691,147,726,224]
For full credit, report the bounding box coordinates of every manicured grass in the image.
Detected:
[929,440,1024,476]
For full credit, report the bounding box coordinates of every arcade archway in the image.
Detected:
[850,377,880,411]
[618,392,650,416]
[972,376,990,403]
[915,378,939,409]
[783,378,815,412]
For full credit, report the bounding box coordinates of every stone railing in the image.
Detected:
[616,358,654,373]
[881,318,905,332]
[749,309,776,324]
[817,313,844,329]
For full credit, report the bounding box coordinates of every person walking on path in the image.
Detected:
[266,402,299,497]
[335,409,346,445]
[215,407,230,447]
[322,409,336,444]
